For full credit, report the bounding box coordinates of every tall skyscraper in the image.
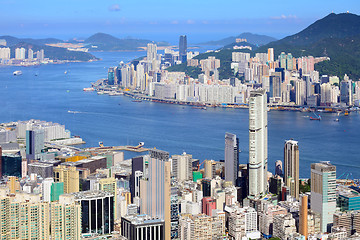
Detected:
[311,162,336,232]
[147,43,157,62]
[28,48,33,60]
[267,48,274,62]
[140,149,171,240]
[172,152,193,182]
[284,140,299,200]
[248,89,268,197]
[26,129,45,161]
[179,35,187,63]
[225,132,239,186]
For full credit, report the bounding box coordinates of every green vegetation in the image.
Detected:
[257,13,360,80]
[167,64,202,79]
[199,32,277,46]
[299,179,311,193]
[269,238,281,240]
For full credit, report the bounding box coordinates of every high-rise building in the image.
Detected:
[275,160,283,177]
[0,191,50,239]
[225,132,239,186]
[72,190,114,234]
[53,165,79,193]
[203,160,215,179]
[284,140,299,200]
[273,213,297,240]
[140,149,171,240]
[248,89,268,197]
[130,156,144,200]
[121,215,165,240]
[28,48,33,60]
[15,47,26,59]
[179,35,187,63]
[99,177,117,219]
[202,197,216,216]
[26,129,45,160]
[311,162,336,232]
[172,152,193,182]
[267,48,274,62]
[228,206,259,240]
[299,194,309,239]
[147,43,157,62]
[51,195,82,240]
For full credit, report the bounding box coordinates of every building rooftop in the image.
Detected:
[123,214,164,225]
[71,190,113,200]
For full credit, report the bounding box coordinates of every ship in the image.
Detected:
[13,70,22,76]
[83,87,95,92]
[132,100,142,102]
[310,112,321,121]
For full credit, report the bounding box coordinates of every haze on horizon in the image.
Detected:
[1,0,359,44]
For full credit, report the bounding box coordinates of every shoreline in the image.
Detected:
[93,86,358,113]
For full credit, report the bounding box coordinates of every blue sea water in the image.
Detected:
[0,51,360,178]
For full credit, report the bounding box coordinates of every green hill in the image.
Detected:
[257,12,360,80]
[199,32,277,46]
[0,35,63,46]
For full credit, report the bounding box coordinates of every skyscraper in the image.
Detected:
[179,35,187,63]
[284,140,299,200]
[225,132,239,186]
[267,48,274,62]
[140,149,171,240]
[26,129,45,161]
[147,43,157,62]
[248,89,268,197]
[172,152,193,182]
[311,162,336,232]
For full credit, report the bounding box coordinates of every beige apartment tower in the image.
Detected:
[53,165,79,193]
[284,140,300,199]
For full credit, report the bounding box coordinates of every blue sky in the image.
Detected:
[0,0,359,43]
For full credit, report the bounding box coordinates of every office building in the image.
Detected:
[171,187,179,239]
[51,181,64,201]
[172,152,193,182]
[72,190,114,234]
[203,160,215,179]
[225,132,239,186]
[284,140,299,199]
[338,185,360,211]
[121,215,165,240]
[131,156,144,200]
[1,152,22,177]
[26,129,45,161]
[140,149,171,240]
[53,165,79,193]
[275,160,283,177]
[179,35,187,63]
[248,89,268,197]
[28,161,53,179]
[51,195,82,240]
[311,162,336,232]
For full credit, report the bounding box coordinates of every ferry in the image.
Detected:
[83,87,95,92]
[13,70,22,76]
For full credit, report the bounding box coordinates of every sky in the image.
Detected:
[0,0,359,44]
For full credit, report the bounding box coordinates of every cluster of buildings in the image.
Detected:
[0,39,46,65]
[101,36,360,108]
[1,91,360,240]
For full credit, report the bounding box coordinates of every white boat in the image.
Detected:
[13,70,22,76]
[83,87,95,92]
